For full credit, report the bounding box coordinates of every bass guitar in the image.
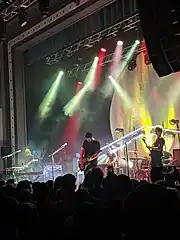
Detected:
[142,137,153,157]
[79,151,101,171]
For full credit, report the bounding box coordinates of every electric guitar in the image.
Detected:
[79,151,101,171]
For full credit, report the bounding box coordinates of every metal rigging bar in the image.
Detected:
[0,0,37,22]
[0,0,94,22]
[67,44,145,77]
[45,13,140,65]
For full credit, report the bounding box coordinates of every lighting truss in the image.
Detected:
[67,44,145,77]
[46,13,140,65]
[101,126,180,153]
[0,0,37,22]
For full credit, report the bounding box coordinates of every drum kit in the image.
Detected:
[127,156,150,181]
[129,150,178,181]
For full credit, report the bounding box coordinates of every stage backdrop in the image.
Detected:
[110,53,180,157]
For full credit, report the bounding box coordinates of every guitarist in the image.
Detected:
[143,125,165,168]
[79,132,100,174]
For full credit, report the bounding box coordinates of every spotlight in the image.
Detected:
[128,60,136,71]
[135,40,140,44]
[115,128,124,133]
[128,55,137,71]
[59,70,64,75]
[72,0,80,5]
[0,18,6,41]
[5,0,10,4]
[38,0,49,18]
[101,48,106,52]
[19,8,27,27]
[117,41,123,46]
[78,81,82,85]
[108,75,113,80]
[144,54,151,65]
[2,0,10,5]
[94,56,99,61]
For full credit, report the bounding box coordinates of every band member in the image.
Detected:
[105,151,117,167]
[24,147,34,165]
[144,125,165,168]
[99,150,117,176]
[79,132,100,174]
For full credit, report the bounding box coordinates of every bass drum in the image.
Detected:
[162,151,171,165]
[141,159,150,169]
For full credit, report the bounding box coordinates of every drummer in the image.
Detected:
[105,150,117,167]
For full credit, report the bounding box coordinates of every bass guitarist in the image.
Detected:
[143,125,165,168]
[79,132,100,174]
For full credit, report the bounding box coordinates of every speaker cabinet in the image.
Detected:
[137,0,180,77]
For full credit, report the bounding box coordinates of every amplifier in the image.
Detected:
[173,149,180,161]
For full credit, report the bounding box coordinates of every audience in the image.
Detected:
[0,167,180,239]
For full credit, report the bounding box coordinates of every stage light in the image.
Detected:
[135,40,140,44]
[94,56,99,61]
[108,75,113,80]
[128,56,137,71]
[101,48,106,52]
[72,0,80,4]
[2,0,13,5]
[38,0,49,18]
[169,119,180,148]
[78,81,82,85]
[0,18,6,41]
[4,0,13,4]
[115,128,124,133]
[117,41,123,46]
[128,64,136,71]
[144,54,151,65]
[19,8,27,27]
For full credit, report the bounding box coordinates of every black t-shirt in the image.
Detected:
[152,137,165,153]
[82,139,100,158]
[151,137,165,167]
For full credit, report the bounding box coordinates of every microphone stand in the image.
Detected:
[121,129,130,177]
[125,144,130,177]
[48,143,67,181]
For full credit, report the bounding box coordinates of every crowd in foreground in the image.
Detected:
[0,167,180,240]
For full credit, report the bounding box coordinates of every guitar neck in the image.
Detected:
[142,139,149,148]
